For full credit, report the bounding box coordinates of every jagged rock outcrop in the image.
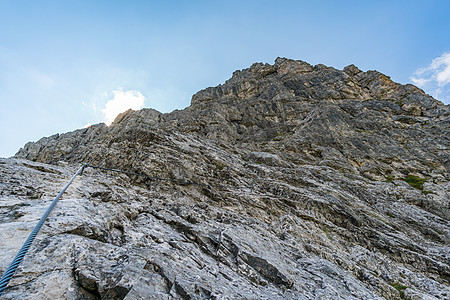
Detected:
[2,58,449,299]
[17,58,449,182]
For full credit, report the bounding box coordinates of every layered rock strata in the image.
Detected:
[1,58,448,299]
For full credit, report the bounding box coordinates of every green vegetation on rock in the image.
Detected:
[422,190,435,195]
[217,163,227,170]
[385,176,395,183]
[403,175,426,190]
[390,282,409,299]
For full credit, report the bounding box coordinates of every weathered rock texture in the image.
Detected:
[1,58,449,299]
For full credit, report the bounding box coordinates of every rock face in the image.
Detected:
[1,58,449,299]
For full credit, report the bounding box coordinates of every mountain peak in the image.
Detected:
[191,58,439,110]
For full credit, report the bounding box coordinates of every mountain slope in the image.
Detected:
[17,58,449,182]
[1,58,449,299]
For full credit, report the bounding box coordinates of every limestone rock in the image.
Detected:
[2,58,450,299]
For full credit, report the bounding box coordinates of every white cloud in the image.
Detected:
[410,52,450,104]
[102,89,146,125]
[410,77,431,87]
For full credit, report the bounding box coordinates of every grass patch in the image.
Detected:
[356,129,369,133]
[403,175,426,190]
[396,100,405,107]
[217,163,227,171]
[275,132,288,137]
[422,190,435,195]
[320,226,329,234]
[390,282,409,299]
[385,176,395,183]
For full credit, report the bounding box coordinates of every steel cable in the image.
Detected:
[0,162,260,296]
[0,164,86,296]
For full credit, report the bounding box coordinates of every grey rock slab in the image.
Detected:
[3,58,450,299]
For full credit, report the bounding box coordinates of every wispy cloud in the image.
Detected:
[102,89,146,125]
[410,52,450,104]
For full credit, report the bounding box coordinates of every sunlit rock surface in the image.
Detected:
[2,58,449,299]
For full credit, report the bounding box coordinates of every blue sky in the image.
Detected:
[1,0,449,157]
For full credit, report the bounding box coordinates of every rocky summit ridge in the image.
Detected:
[1,58,449,299]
